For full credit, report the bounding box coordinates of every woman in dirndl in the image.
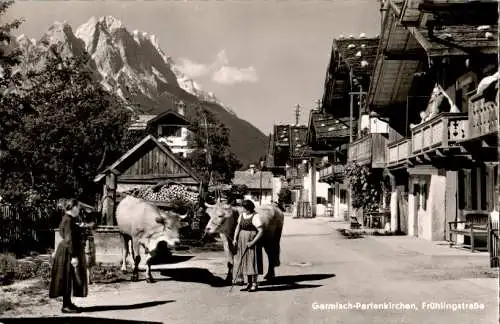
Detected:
[232,199,264,292]
[49,199,88,313]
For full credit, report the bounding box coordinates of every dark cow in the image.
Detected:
[116,195,188,283]
[203,201,284,283]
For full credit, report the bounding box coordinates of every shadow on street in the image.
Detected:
[149,254,195,265]
[260,273,336,285]
[79,300,174,312]
[0,315,166,323]
[255,283,322,291]
[159,268,227,287]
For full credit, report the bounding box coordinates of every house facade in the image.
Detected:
[128,101,194,158]
[311,34,381,221]
[232,166,274,206]
[309,0,498,252]
[368,0,498,243]
[267,123,330,217]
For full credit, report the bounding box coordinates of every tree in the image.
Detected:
[0,0,24,150]
[0,48,134,206]
[345,163,388,213]
[181,106,242,185]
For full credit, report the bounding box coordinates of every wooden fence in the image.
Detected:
[0,204,58,256]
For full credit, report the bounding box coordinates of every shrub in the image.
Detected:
[90,263,128,284]
[36,261,52,281]
[0,253,17,284]
[14,260,38,281]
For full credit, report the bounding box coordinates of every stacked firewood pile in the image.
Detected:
[123,182,199,208]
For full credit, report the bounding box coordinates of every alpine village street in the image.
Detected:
[0,1,499,324]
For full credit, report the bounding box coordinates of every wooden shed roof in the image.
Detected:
[93,135,200,183]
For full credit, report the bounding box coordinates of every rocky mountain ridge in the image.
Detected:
[14,16,266,166]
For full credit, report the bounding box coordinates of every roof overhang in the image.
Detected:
[367,2,424,110]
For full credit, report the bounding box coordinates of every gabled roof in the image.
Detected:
[274,125,291,146]
[147,110,192,127]
[309,112,352,140]
[232,170,273,189]
[334,36,380,88]
[128,114,156,131]
[93,135,200,183]
[289,126,308,158]
[321,35,379,117]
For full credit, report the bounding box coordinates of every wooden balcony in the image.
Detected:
[347,134,387,168]
[387,138,410,169]
[409,112,470,165]
[289,177,303,189]
[318,164,346,182]
[468,95,498,141]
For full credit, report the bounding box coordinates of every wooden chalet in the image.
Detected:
[128,102,194,158]
[365,0,498,254]
[308,34,379,220]
[93,134,200,225]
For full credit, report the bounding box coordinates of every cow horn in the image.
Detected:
[205,202,215,208]
[179,212,189,220]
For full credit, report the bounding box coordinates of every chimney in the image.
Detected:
[177,100,185,116]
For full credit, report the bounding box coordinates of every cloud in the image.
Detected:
[176,50,258,85]
[176,58,211,78]
[212,66,258,85]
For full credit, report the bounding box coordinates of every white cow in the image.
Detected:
[116,195,188,283]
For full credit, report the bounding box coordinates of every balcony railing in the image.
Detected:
[348,136,372,165]
[318,164,346,180]
[347,134,387,168]
[410,113,469,155]
[289,177,303,189]
[387,138,410,166]
[468,96,499,140]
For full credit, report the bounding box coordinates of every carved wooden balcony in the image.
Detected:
[347,134,387,168]
[318,164,346,183]
[468,95,498,141]
[289,177,303,189]
[410,112,469,164]
[387,138,410,169]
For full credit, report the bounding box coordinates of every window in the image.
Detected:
[161,125,182,137]
[340,189,347,204]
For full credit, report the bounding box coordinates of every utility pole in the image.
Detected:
[294,104,301,125]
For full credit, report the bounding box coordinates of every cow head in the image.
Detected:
[203,202,237,235]
[148,209,189,252]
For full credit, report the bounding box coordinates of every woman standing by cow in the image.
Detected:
[232,200,264,292]
[49,199,88,313]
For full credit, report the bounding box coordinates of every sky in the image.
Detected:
[7,0,381,134]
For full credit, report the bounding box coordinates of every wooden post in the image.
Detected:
[103,173,117,226]
[311,158,317,218]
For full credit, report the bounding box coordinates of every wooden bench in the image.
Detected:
[448,211,489,252]
[350,216,362,229]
